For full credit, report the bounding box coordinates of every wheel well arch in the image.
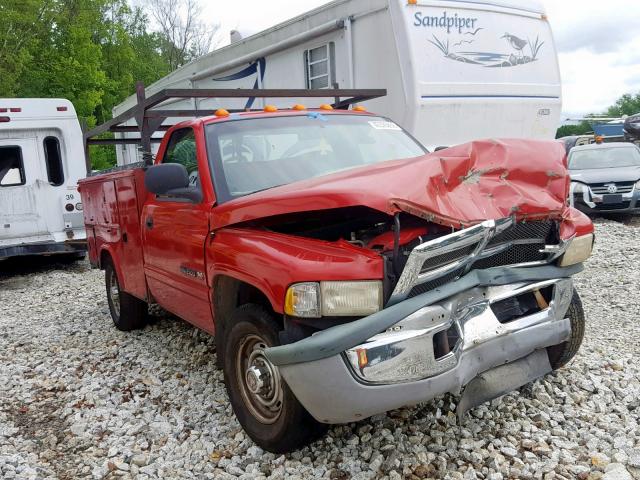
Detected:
[212,275,281,367]
[213,275,278,322]
[99,249,112,269]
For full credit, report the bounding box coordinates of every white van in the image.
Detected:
[113,0,560,163]
[0,99,87,261]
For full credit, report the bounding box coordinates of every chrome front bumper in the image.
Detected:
[273,278,573,424]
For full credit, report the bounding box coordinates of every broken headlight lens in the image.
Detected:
[284,281,382,318]
[571,182,586,194]
[558,233,594,267]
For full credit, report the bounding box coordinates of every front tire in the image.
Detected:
[223,304,326,453]
[547,289,585,369]
[105,261,147,331]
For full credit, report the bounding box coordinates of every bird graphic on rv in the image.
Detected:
[501,33,528,57]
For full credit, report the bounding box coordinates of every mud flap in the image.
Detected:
[456,349,552,422]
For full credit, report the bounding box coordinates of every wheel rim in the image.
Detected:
[108,269,121,318]
[235,333,283,424]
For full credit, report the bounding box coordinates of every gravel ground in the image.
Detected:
[1,217,639,480]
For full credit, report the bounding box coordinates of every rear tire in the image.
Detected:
[547,289,585,369]
[223,304,327,453]
[105,261,147,331]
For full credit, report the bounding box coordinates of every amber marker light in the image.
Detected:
[319,104,334,111]
[408,0,418,4]
[352,105,367,112]
[264,105,278,112]
[214,108,230,117]
[356,348,368,369]
[292,104,306,111]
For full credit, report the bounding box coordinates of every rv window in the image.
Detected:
[43,137,64,186]
[304,43,335,89]
[0,146,25,187]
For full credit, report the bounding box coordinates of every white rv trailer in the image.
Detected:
[0,99,87,261]
[114,0,560,164]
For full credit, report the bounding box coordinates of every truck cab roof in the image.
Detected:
[177,108,375,131]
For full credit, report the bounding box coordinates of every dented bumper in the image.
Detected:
[265,264,580,424]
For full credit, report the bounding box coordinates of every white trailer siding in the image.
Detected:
[0,99,87,259]
[114,0,560,163]
[395,1,560,145]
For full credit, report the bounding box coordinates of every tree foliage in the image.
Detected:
[0,0,216,169]
[555,121,593,139]
[607,92,640,117]
[557,91,640,139]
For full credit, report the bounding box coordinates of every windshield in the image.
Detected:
[206,114,427,202]
[569,146,640,170]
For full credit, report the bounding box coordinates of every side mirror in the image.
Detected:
[144,163,202,203]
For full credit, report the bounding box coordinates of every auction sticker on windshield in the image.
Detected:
[369,120,402,130]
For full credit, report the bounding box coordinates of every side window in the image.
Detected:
[43,137,64,186]
[304,43,335,89]
[162,128,200,189]
[0,146,26,187]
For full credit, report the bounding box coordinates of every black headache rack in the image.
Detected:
[84,82,387,172]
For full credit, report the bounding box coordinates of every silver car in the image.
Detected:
[569,143,640,214]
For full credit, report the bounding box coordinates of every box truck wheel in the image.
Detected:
[547,289,585,370]
[105,261,148,331]
[223,304,327,453]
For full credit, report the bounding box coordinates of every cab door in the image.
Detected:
[0,138,49,241]
[141,127,214,333]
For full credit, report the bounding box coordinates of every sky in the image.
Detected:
[202,0,640,117]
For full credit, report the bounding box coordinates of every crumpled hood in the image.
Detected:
[570,166,640,185]
[211,139,570,230]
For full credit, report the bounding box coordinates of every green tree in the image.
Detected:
[0,0,48,97]
[555,121,593,139]
[17,0,107,126]
[607,92,640,117]
[0,0,216,169]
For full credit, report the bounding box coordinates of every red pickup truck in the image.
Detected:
[79,107,594,453]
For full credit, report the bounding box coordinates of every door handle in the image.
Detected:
[145,217,154,229]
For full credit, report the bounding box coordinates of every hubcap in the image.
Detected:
[108,269,121,318]
[235,334,283,424]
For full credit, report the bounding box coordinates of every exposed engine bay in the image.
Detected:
[242,205,561,305]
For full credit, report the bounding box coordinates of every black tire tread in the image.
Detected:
[223,304,326,453]
[547,289,585,369]
[105,261,147,331]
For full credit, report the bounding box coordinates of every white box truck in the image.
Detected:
[0,99,87,261]
[113,0,560,164]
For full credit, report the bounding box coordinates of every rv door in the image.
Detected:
[0,138,49,240]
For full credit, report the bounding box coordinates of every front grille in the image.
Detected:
[596,202,632,210]
[488,220,553,245]
[473,243,548,270]
[590,182,635,194]
[409,267,465,297]
[402,220,557,300]
[420,244,476,273]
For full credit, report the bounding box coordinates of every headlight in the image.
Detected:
[635,180,640,189]
[75,202,83,211]
[571,182,586,194]
[558,233,594,267]
[284,281,383,318]
[284,282,320,318]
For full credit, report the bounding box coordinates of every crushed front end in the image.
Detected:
[265,215,593,423]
